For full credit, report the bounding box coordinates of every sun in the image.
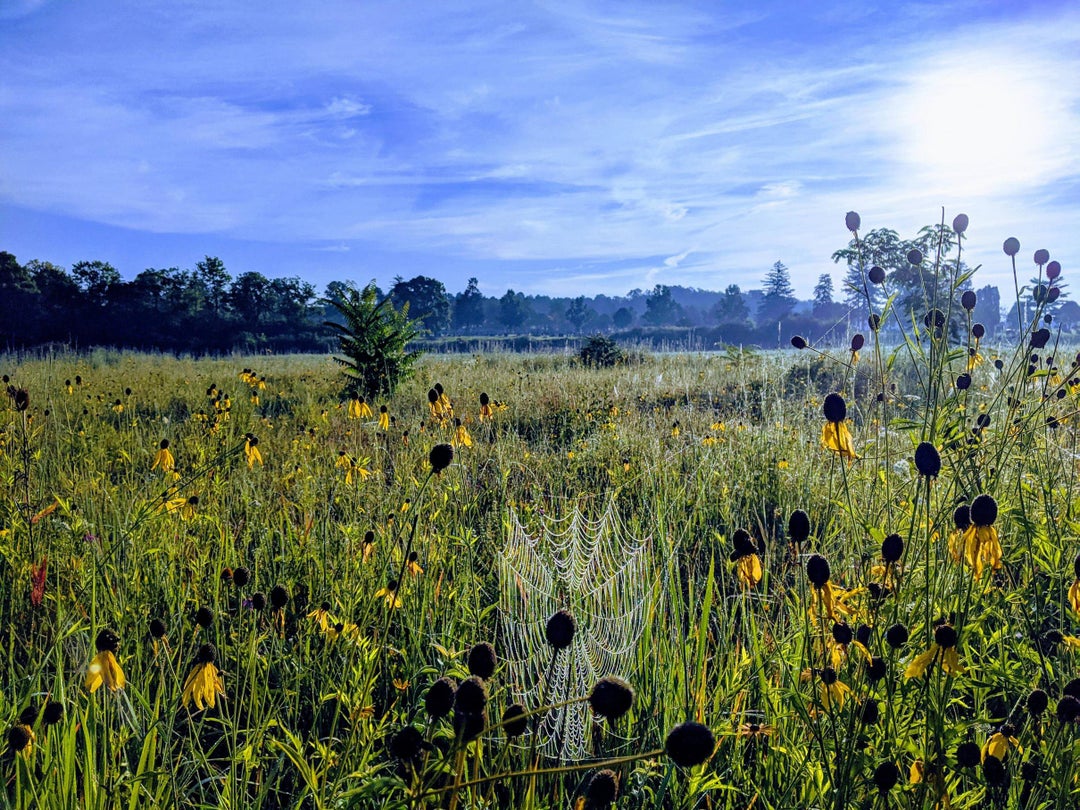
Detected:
[894,57,1068,195]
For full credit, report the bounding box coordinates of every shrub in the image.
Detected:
[324,282,423,399]
[578,334,626,368]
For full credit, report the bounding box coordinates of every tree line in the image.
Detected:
[1,224,1072,353]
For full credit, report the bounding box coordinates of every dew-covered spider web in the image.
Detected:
[498,498,653,762]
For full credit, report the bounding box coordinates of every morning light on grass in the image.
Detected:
[3,2,1080,808]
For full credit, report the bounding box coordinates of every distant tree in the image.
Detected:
[643,285,685,326]
[812,273,846,322]
[228,271,272,329]
[1056,300,1080,331]
[324,282,423,399]
[832,228,903,315]
[499,289,532,333]
[196,256,231,317]
[454,277,486,333]
[390,275,451,336]
[0,252,38,345]
[972,285,1001,336]
[612,306,635,330]
[710,284,750,326]
[70,260,121,307]
[565,296,596,334]
[757,261,796,324]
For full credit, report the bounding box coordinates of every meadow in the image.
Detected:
[4,270,1080,808]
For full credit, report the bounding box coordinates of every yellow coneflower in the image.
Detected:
[948,505,970,565]
[671,421,680,437]
[152,439,175,472]
[801,667,850,711]
[905,623,965,679]
[307,601,333,632]
[336,450,351,471]
[399,498,411,514]
[479,392,493,422]
[729,529,762,588]
[326,620,361,641]
[378,405,390,431]
[821,394,857,462]
[86,629,126,693]
[982,725,1021,762]
[436,383,453,418]
[375,580,403,609]
[960,495,1002,578]
[182,644,225,711]
[1069,554,1080,615]
[453,418,473,448]
[112,399,124,414]
[406,551,423,576]
[244,434,263,469]
[180,495,199,521]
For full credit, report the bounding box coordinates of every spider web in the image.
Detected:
[497,498,652,761]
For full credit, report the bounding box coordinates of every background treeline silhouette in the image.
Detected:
[2,224,1075,353]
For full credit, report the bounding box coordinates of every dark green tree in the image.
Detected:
[453,277,486,333]
[612,306,635,330]
[196,256,231,318]
[565,296,596,334]
[972,285,1001,336]
[499,289,532,333]
[390,275,451,336]
[711,284,750,326]
[324,282,423,400]
[643,285,685,326]
[757,261,796,324]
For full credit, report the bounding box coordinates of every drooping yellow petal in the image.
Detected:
[821,421,858,462]
[1070,580,1080,615]
[904,646,938,680]
[737,554,762,588]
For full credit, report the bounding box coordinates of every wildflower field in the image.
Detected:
[4,239,1080,808]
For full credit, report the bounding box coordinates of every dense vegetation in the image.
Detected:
[3,218,1080,808]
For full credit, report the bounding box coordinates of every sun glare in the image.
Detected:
[896,60,1066,195]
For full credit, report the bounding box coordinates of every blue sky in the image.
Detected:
[1,0,1078,298]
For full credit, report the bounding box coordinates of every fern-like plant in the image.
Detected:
[323,282,424,399]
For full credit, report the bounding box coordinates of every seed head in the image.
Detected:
[790,335,807,349]
[868,265,886,284]
[845,211,861,232]
[961,290,977,311]
[194,607,213,628]
[95,628,120,653]
[425,677,457,719]
[149,618,167,639]
[42,701,64,726]
[952,213,969,234]
[787,509,810,543]
[822,393,846,424]
[251,592,267,611]
[586,769,619,808]
[983,755,1006,786]
[270,584,290,610]
[6,724,31,752]
[467,642,497,680]
[545,610,576,650]
[453,708,487,742]
[881,533,904,563]
[588,676,635,721]
[196,643,217,664]
[934,624,958,649]
[956,741,981,768]
[873,762,901,793]
[664,721,716,768]
[1058,696,1080,723]
[1027,689,1049,716]
[970,494,998,527]
[454,675,488,714]
[232,566,251,588]
[429,443,454,474]
[806,554,830,588]
[866,656,887,681]
[885,623,908,649]
[832,622,853,645]
[502,703,528,737]
[390,725,427,761]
